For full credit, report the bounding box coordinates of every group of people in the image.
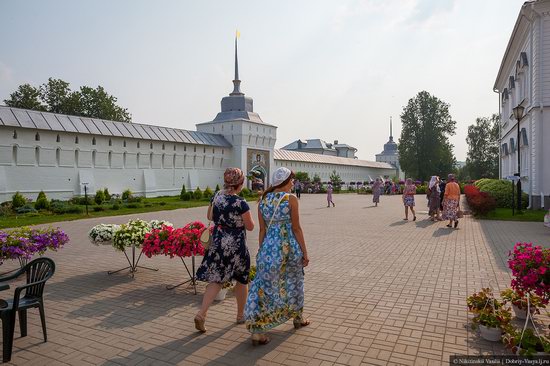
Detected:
[194,167,310,345]
[371,174,462,228]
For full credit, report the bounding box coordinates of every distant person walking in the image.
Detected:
[442,174,461,229]
[372,178,382,207]
[402,178,417,221]
[194,168,255,332]
[294,179,302,199]
[327,182,335,207]
[427,176,442,221]
[245,167,310,345]
[439,179,447,211]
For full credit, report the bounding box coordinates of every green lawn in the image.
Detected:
[0,196,211,229]
[479,208,547,222]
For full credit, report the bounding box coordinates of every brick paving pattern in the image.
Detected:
[1,194,548,365]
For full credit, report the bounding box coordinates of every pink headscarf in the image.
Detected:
[224,168,245,189]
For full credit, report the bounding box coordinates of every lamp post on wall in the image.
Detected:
[512,105,525,212]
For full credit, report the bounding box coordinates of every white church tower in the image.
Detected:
[196,36,277,186]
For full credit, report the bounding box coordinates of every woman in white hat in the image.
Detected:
[244,167,310,345]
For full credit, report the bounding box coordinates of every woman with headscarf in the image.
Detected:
[372,178,382,207]
[442,173,461,228]
[245,167,310,345]
[194,167,255,332]
[427,176,442,221]
[402,178,417,221]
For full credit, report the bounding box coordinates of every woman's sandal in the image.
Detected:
[251,333,271,346]
[236,315,245,325]
[194,314,207,333]
[446,224,452,228]
[293,318,311,329]
[454,221,459,229]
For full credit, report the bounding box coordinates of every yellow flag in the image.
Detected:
[236,29,241,39]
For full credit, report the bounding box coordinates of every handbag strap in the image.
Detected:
[268,193,288,228]
[207,190,221,227]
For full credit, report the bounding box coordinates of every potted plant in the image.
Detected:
[508,242,550,304]
[501,288,545,320]
[215,281,233,301]
[215,265,257,302]
[112,219,150,251]
[467,288,511,341]
[503,326,550,356]
[88,224,120,246]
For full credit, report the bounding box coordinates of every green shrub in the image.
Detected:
[63,205,84,214]
[16,204,37,214]
[241,188,251,197]
[416,185,427,195]
[103,188,111,201]
[182,192,192,201]
[475,179,528,209]
[203,186,213,199]
[215,184,221,193]
[126,203,143,209]
[12,192,26,209]
[70,196,93,205]
[193,188,203,200]
[180,184,186,199]
[127,195,143,203]
[0,206,11,217]
[111,203,121,210]
[144,203,153,207]
[34,191,50,210]
[94,190,105,205]
[93,206,105,212]
[159,202,166,206]
[122,189,133,201]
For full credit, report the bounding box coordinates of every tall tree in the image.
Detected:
[78,86,131,122]
[465,114,500,179]
[398,91,457,181]
[3,78,131,122]
[4,84,45,111]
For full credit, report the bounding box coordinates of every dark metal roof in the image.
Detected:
[0,106,231,147]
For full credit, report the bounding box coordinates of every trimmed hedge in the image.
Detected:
[464,184,497,216]
[474,179,528,209]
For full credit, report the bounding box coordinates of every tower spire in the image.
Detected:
[389,116,393,141]
[230,31,243,96]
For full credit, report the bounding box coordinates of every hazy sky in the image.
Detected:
[0,0,523,161]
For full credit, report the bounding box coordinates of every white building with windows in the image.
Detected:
[0,40,396,202]
[495,0,550,208]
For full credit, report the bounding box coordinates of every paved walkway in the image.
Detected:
[1,194,549,365]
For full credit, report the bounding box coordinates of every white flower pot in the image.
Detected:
[479,325,502,342]
[215,288,228,301]
[512,304,528,320]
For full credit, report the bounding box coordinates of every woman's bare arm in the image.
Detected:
[242,210,255,231]
[289,195,308,266]
[258,204,266,246]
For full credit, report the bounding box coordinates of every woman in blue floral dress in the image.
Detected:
[194,168,255,332]
[245,167,310,345]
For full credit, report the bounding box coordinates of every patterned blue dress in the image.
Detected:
[245,192,305,334]
[196,194,250,284]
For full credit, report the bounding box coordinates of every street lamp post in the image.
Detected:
[512,105,525,212]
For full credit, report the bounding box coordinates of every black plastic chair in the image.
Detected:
[0,257,55,363]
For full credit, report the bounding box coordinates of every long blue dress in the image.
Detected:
[196,194,250,284]
[245,192,305,333]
